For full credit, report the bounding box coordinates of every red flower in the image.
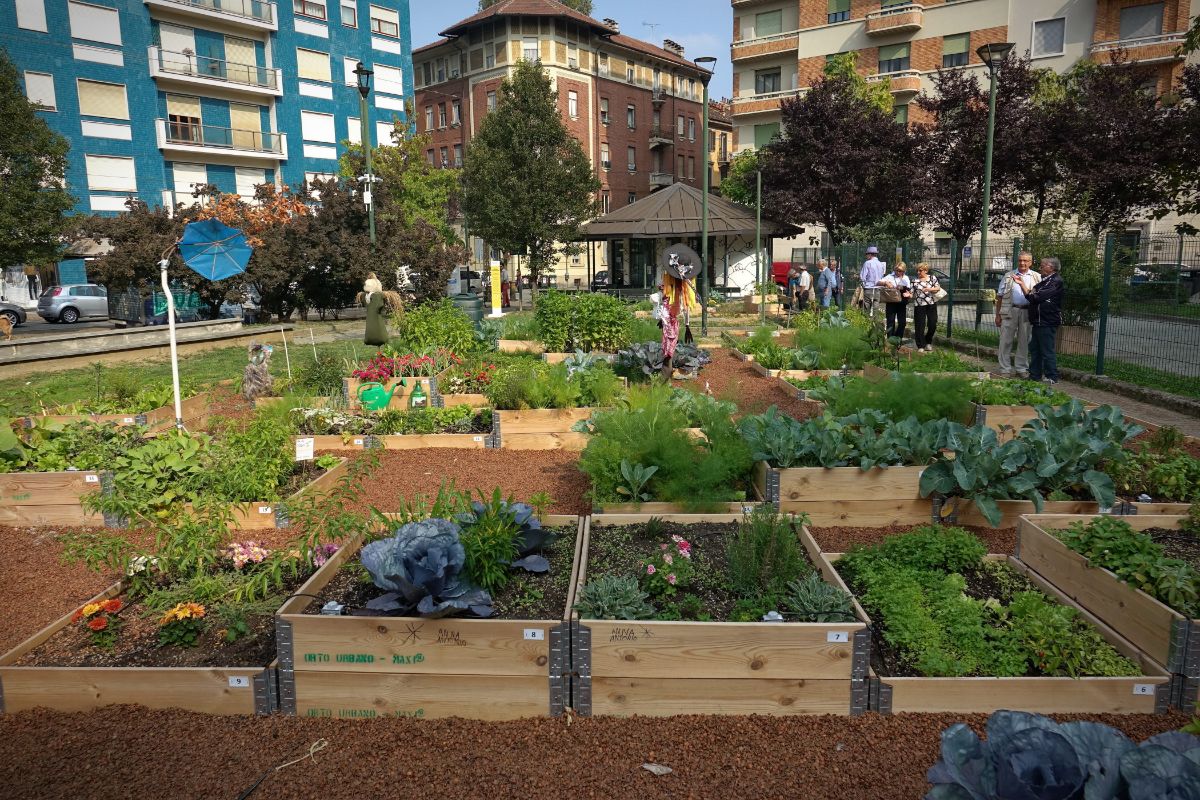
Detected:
[70,609,83,623]
[103,599,122,613]
[87,616,109,631]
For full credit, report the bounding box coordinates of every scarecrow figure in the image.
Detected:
[358,272,404,346]
[659,244,701,380]
[243,343,274,401]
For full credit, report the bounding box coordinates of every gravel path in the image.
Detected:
[693,348,822,420]
[336,449,591,516]
[0,707,1186,800]
[0,526,116,654]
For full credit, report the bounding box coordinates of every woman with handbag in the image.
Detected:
[878,262,912,340]
[911,263,942,352]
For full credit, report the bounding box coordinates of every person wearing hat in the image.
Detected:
[659,245,700,378]
[859,246,884,312]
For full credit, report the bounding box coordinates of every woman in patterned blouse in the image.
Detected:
[911,263,941,352]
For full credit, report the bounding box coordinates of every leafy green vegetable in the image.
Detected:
[574,574,655,620]
[359,518,493,617]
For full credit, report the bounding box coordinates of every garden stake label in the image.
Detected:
[295,437,314,462]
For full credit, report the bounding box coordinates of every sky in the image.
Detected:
[408,0,734,99]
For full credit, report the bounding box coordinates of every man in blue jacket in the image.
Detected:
[1020,256,1065,384]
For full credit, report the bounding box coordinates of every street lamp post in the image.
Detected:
[975,42,1014,298]
[756,168,764,324]
[353,61,376,245]
[695,56,717,336]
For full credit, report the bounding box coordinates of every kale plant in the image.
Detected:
[359,518,493,617]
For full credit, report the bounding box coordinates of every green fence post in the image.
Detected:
[1096,232,1114,376]
[946,239,957,340]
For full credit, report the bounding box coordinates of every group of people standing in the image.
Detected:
[994,251,1065,384]
[856,246,943,351]
[786,259,843,312]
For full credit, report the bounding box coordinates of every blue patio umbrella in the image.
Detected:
[176,218,253,281]
[158,218,254,428]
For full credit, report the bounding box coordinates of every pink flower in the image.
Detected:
[671,534,683,543]
[667,574,677,585]
[646,564,656,575]
[663,553,673,565]
[660,543,668,550]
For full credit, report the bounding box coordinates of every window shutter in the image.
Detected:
[23,72,56,109]
[77,79,129,119]
[879,43,910,62]
[85,155,136,191]
[827,0,849,13]
[1119,3,1163,40]
[943,33,969,55]
[68,1,121,46]
[374,65,403,95]
[300,110,336,142]
[296,48,331,82]
[755,10,783,37]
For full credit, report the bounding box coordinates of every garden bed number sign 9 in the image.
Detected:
[490,260,502,318]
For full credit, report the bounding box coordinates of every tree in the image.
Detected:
[478,0,591,12]
[0,51,74,270]
[1053,55,1177,235]
[719,150,761,206]
[338,120,462,245]
[1156,64,1200,228]
[912,54,1038,249]
[759,71,914,245]
[71,199,183,301]
[823,52,893,114]
[1181,13,1200,55]
[460,59,599,296]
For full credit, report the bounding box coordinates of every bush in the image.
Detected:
[822,374,974,423]
[486,361,622,410]
[296,352,344,396]
[534,290,633,352]
[394,299,478,354]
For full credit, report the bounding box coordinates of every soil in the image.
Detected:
[584,521,826,622]
[307,526,577,621]
[688,348,822,420]
[1145,527,1200,572]
[335,449,591,516]
[809,524,1018,556]
[0,706,1188,800]
[280,459,332,497]
[1127,428,1200,460]
[0,525,117,654]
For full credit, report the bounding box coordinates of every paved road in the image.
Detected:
[7,315,120,339]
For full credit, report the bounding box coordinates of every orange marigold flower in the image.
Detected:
[103,599,122,613]
[87,616,109,632]
[70,609,83,623]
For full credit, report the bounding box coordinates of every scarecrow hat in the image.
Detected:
[660,243,702,280]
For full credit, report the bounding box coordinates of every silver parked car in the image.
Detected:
[37,284,109,323]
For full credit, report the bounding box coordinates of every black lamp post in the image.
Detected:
[694,55,717,335]
[353,61,376,245]
[974,41,1014,294]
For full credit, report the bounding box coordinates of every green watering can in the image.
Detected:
[357,379,406,411]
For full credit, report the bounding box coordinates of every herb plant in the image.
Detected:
[574,574,655,620]
[726,507,808,600]
[783,574,855,622]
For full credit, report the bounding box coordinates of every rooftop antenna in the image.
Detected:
[642,21,659,37]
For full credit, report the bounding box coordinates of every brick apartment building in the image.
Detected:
[413,0,713,282]
[731,0,1197,150]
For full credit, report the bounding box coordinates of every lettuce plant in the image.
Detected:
[359,519,493,618]
[926,710,1200,800]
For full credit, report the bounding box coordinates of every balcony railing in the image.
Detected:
[160,119,284,154]
[867,70,923,95]
[732,29,800,61]
[1091,31,1187,62]
[146,0,275,25]
[865,3,923,35]
[151,47,280,91]
[649,172,674,188]
[649,125,674,146]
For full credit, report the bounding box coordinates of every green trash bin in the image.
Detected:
[452,292,483,326]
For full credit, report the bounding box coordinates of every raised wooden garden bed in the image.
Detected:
[542,352,616,365]
[810,541,1172,714]
[743,297,781,315]
[492,408,597,450]
[440,393,490,408]
[274,515,582,720]
[972,403,1100,433]
[298,434,490,452]
[0,581,276,715]
[497,340,545,354]
[573,515,870,717]
[343,376,438,411]
[19,390,217,433]
[1016,513,1199,681]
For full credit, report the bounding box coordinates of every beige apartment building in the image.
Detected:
[730,0,1196,153]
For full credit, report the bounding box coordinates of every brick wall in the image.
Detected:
[1093,0,1192,41]
[798,55,826,88]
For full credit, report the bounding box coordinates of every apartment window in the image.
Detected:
[754,68,781,94]
[77,79,129,119]
[598,52,609,76]
[16,0,48,31]
[424,106,433,131]
[485,42,496,68]
[523,36,539,61]
[600,191,610,214]
[346,115,361,144]
[340,1,356,27]
[599,97,609,124]
[68,1,121,46]
[422,62,433,85]
[297,48,331,82]
[1120,3,1163,40]
[438,103,446,128]
[942,33,970,68]
[626,64,635,82]
[173,163,206,201]
[436,58,445,82]
[23,72,56,110]
[894,104,908,125]
[881,0,910,6]
[626,104,636,129]
[753,122,780,149]
[688,118,695,141]
[166,95,201,141]
[568,90,578,118]
[369,4,399,37]
[687,156,695,180]
[300,110,336,142]
[453,144,463,167]
[688,78,695,98]
[1032,17,1066,57]
[676,154,684,177]
[676,114,685,135]
[600,143,610,169]
[486,90,496,111]
[878,42,911,73]
[827,0,849,24]
[567,42,578,69]
[426,149,435,164]
[85,154,135,191]
[374,64,403,95]
[294,0,326,20]
[236,167,266,197]
[439,146,448,167]
[627,145,636,171]
[627,192,636,204]
[451,100,461,125]
[755,9,782,37]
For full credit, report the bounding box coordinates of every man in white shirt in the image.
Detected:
[994,251,1040,377]
[860,246,884,288]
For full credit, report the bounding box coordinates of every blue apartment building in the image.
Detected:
[0,0,414,216]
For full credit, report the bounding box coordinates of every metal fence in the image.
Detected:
[793,234,1200,386]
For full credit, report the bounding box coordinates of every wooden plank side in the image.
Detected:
[229,503,280,530]
[496,408,597,434]
[288,458,349,500]
[344,377,436,410]
[776,466,925,503]
[497,340,545,354]
[0,667,261,715]
[293,672,548,720]
[1017,518,1184,668]
[584,620,863,680]
[592,502,756,515]
[1021,514,1185,533]
[287,616,554,676]
[306,435,368,451]
[0,472,100,507]
[591,677,851,717]
[1,581,123,665]
[498,432,590,451]
[883,675,1165,714]
[590,513,748,526]
[0,504,98,526]
[440,394,489,408]
[780,499,932,527]
[378,434,488,450]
